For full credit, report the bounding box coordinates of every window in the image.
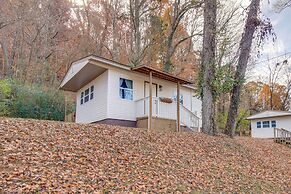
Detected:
[173,94,184,105]
[257,121,261,128]
[84,88,90,103]
[80,85,94,105]
[90,86,94,100]
[81,92,84,105]
[119,78,133,100]
[262,121,270,128]
[271,120,276,128]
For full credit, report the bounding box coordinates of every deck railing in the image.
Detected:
[135,97,200,130]
[181,105,200,130]
[274,128,291,147]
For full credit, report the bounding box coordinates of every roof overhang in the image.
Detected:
[131,65,193,85]
[59,55,195,92]
[59,55,131,92]
[60,62,107,92]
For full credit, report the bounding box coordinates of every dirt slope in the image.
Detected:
[0,118,290,193]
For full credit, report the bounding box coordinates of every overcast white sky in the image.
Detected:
[261,0,291,57]
[247,0,291,82]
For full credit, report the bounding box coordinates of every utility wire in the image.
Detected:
[255,51,291,64]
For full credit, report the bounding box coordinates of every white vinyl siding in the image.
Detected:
[106,67,199,122]
[107,69,143,121]
[75,71,108,123]
[251,116,291,138]
[74,60,201,125]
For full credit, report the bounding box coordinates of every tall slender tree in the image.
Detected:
[225,0,261,137]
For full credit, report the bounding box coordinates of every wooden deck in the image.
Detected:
[274,128,291,148]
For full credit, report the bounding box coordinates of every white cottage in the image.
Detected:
[60,55,202,131]
[247,110,291,138]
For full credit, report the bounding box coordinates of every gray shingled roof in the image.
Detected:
[247,110,291,120]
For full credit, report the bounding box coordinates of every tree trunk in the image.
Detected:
[133,0,141,65]
[201,0,217,135]
[0,40,13,77]
[164,34,174,72]
[130,0,142,66]
[112,0,119,61]
[112,17,118,61]
[225,0,261,137]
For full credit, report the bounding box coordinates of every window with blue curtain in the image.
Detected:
[271,120,276,128]
[257,121,261,128]
[262,121,270,128]
[119,78,133,100]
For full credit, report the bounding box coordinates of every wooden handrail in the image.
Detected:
[274,128,291,137]
[181,104,200,120]
[136,97,199,118]
[135,96,159,102]
[274,128,291,147]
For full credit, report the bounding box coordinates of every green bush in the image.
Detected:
[0,79,12,116]
[0,79,74,121]
[217,109,250,136]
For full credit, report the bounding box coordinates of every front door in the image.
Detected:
[144,82,158,98]
[144,82,158,116]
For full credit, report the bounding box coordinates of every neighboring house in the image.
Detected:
[60,55,202,131]
[247,110,291,138]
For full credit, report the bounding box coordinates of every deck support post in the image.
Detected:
[177,81,180,132]
[148,71,153,131]
[274,128,276,142]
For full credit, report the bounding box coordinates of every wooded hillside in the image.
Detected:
[0,0,203,85]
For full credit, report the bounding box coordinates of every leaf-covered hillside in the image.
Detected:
[0,118,290,193]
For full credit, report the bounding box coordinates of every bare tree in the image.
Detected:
[163,0,202,72]
[266,58,291,110]
[274,0,291,12]
[281,60,291,110]
[129,0,157,66]
[267,61,286,110]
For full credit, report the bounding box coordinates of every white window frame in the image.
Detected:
[81,92,84,105]
[90,85,94,100]
[119,78,133,101]
[257,121,261,128]
[262,121,270,128]
[271,120,276,128]
[80,85,94,105]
